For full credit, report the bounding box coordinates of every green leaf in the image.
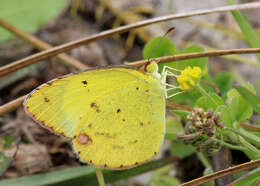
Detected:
[143,36,179,73]
[168,45,207,71]
[195,93,224,111]
[170,141,196,158]
[215,105,234,127]
[243,150,260,160]
[165,117,184,140]
[0,0,67,41]
[150,166,180,186]
[235,86,260,114]
[227,89,253,122]
[168,88,202,106]
[143,36,178,59]
[226,0,260,59]
[171,110,189,118]
[150,176,180,186]
[0,158,174,186]
[213,72,233,100]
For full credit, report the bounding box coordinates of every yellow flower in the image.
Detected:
[177,66,202,90]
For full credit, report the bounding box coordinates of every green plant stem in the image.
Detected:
[197,84,218,107]
[226,127,260,148]
[197,152,212,169]
[213,138,248,151]
[96,168,105,186]
[225,127,260,154]
[239,136,260,155]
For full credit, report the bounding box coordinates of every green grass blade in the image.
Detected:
[227,0,260,59]
[0,158,174,186]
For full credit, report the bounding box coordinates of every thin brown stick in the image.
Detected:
[0,18,87,70]
[240,123,260,132]
[0,95,27,116]
[180,159,260,186]
[0,2,260,77]
[130,48,260,67]
[166,100,192,111]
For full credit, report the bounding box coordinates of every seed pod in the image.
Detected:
[207,109,213,118]
[184,121,192,134]
[204,119,212,127]
[205,126,215,137]
[216,121,225,129]
[214,112,221,123]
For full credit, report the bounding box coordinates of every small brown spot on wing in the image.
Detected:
[140,122,144,126]
[95,132,115,138]
[145,89,149,93]
[136,87,139,90]
[90,102,96,107]
[88,123,92,128]
[122,119,126,122]
[82,80,88,85]
[90,102,101,113]
[135,162,138,165]
[77,133,93,145]
[128,140,138,144]
[112,145,124,149]
[117,108,121,113]
[44,97,50,103]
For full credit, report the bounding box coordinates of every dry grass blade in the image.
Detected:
[0,2,260,77]
[180,159,260,186]
[0,18,87,70]
[0,95,27,115]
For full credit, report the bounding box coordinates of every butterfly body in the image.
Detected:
[24,64,166,169]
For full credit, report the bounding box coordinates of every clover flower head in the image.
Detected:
[177,66,202,90]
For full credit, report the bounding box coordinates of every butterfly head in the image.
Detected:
[145,61,161,80]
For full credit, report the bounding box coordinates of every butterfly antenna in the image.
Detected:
[147,27,175,62]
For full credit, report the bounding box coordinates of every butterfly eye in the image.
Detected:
[145,61,158,73]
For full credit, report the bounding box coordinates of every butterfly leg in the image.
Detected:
[166,91,184,99]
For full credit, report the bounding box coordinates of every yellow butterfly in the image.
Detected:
[24,62,170,170]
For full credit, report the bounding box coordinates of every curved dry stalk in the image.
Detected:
[130,48,260,67]
[1,47,260,116]
[180,159,260,186]
[0,18,87,70]
[0,2,260,77]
